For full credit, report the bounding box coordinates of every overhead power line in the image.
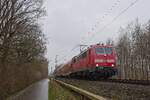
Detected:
[98,0,140,33]
[57,0,140,65]
[81,0,121,44]
[88,0,140,43]
[89,0,121,33]
[56,44,81,64]
[61,0,120,62]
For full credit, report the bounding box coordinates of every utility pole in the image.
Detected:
[48,60,53,75]
[55,55,58,69]
[50,66,52,75]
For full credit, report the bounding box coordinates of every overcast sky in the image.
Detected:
[42,0,150,73]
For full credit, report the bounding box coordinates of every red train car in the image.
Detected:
[55,44,117,79]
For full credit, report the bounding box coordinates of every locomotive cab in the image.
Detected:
[89,44,117,77]
[94,46,116,67]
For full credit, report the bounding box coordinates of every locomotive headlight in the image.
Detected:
[112,64,114,67]
[96,64,99,67]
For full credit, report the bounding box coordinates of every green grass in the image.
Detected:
[49,79,79,100]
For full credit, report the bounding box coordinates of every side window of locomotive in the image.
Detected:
[105,47,113,55]
[95,47,105,55]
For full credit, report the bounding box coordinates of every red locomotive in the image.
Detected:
[54,44,117,79]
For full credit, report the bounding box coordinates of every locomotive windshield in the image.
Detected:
[95,47,105,54]
[105,47,113,54]
[95,47,113,55]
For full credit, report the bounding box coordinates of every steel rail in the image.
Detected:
[57,77,150,85]
[101,79,150,85]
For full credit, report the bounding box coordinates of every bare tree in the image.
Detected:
[116,19,150,81]
[0,0,48,99]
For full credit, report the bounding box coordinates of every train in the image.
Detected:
[54,43,118,79]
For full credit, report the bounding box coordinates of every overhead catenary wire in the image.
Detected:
[88,0,140,44]
[90,0,121,33]
[56,44,81,64]
[98,0,140,33]
[56,0,140,66]
[58,0,122,64]
[81,0,121,44]
[57,43,89,65]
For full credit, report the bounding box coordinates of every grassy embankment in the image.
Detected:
[49,79,80,100]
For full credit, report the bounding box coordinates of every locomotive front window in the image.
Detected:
[105,47,113,54]
[95,47,105,55]
[95,47,113,55]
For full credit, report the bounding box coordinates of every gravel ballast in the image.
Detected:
[58,78,150,100]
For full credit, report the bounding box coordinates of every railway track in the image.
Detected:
[59,77,150,86]
[57,78,150,100]
[100,79,150,85]
[52,78,107,100]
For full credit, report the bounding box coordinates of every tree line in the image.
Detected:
[0,0,48,99]
[115,19,150,80]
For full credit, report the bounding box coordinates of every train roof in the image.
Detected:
[90,43,113,48]
[72,44,113,59]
